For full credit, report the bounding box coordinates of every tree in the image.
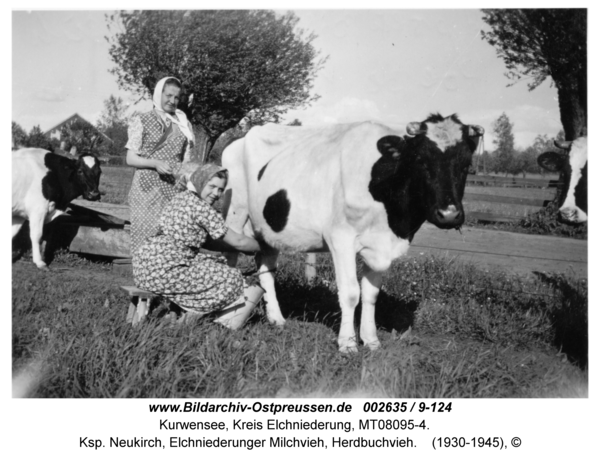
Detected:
[24,125,55,150]
[491,113,516,175]
[96,95,130,156]
[12,121,27,149]
[481,9,587,141]
[59,119,102,155]
[106,10,326,162]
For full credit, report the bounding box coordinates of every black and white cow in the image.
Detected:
[538,136,587,224]
[222,114,484,352]
[12,148,102,269]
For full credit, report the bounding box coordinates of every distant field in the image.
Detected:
[100,166,133,204]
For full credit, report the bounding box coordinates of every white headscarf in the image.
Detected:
[152,76,195,145]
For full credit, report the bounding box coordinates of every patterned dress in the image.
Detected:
[126,110,189,255]
[133,190,245,314]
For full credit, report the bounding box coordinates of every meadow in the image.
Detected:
[12,249,587,398]
[12,166,587,397]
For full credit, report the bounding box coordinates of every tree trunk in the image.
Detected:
[190,124,218,164]
[555,77,587,141]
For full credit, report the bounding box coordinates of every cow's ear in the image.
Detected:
[538,151,566,172]
[376,136,405,160]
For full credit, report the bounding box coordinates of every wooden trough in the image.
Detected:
[54,199,587,279]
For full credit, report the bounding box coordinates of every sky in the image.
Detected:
[10,9,574,152]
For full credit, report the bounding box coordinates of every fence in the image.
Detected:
[51,170,579,278]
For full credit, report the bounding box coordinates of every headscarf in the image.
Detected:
[152,76,195,145]
[188,163,228,196]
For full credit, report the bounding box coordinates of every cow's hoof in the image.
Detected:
[364,340,381,351]
[35,263,49,271]
[268,316,286,327]
[338,345,359,354]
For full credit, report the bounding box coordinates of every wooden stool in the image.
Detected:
[120,286,155,327]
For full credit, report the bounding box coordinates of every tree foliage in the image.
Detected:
[96,95,130,156]
[12,121,27,149]
[491,113,516,175]
[23,125,55,150]
[59,119,102,155]
[106,10,326,161]
[481,9,587,140]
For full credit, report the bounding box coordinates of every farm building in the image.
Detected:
[45,113,113,153]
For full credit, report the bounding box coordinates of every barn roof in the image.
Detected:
[45,113,113,144]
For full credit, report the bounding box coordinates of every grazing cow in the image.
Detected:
[537,136,587,224]
[222,114,484,352]
[12,148,102,269]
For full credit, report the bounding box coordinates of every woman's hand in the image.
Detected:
[153,160,173,176]
[126,150,173,175]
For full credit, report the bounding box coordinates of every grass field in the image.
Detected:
[12,250,587,398]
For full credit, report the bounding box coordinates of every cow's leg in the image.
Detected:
[28,211,48,270]
[328,234,360,353]
[360,266,383,350]
[12,216,25,238]
[256,249,285,326]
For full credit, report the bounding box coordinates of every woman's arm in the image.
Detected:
[221,228,261,254]
[126,149,173,175]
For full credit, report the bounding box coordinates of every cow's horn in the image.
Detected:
[554,140,573,150]
[469,125,485,137]
[406,122,426,136]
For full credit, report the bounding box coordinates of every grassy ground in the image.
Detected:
[12,250,587,398]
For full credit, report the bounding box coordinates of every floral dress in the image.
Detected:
[126,110,190,255]
[133,190,245,314]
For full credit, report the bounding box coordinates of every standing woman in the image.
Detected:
[126,76,195,255]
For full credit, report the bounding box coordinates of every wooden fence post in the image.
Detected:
[305,253,317,282]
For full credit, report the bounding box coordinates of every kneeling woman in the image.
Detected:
[133,163,262,329]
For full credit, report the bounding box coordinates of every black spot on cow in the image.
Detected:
[42,153,101,209]
[258,161,269,181]
[574,162,587,214]
[263,189,291,233]
[42,153,77,209]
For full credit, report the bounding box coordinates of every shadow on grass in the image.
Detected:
[12,220,80,267]
[272,279,418,343]
[533,271,588,370]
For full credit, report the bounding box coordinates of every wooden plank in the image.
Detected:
[71,199,131,222]
[69,226,131,258]
[61,203,129,228]
[409,224,587,278]
[464,192,547,207]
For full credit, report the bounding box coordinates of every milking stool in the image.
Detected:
[120,286,155,327]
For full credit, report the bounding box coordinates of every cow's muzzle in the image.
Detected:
[84,190,102,201]
[430,205,464,229]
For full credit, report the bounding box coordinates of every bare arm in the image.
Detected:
[221,228,261,254]
[126,149,173,175]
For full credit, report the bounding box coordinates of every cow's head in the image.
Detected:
[75,154,102,201]
[370,114,483,238]
[538,137,587,224]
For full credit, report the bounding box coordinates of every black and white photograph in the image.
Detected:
[8,4,594,457]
